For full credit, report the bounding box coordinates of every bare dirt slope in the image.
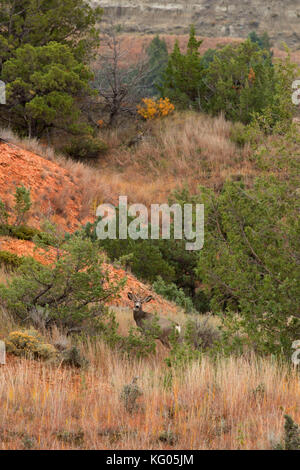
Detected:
[0,140,86,232]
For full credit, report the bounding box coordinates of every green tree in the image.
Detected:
[200,48,218,69]
[0,234,123,332]
[0,0,102,65]
[194,175,300,356]
[145,35,169,95]
[160,25,205,109]
[0,0,102,137]
[248,31,273,56]
[203,39,275,124]
[1,41,93,136]
[14,185,31,226]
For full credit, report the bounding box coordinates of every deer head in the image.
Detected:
[127,292,153,315]
[127,291,181,349]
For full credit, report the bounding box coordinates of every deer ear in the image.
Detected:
[143,295,153,303]
[128,292,134,301]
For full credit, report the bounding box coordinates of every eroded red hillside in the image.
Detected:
[0,140,90,232]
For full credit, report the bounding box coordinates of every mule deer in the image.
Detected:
[128,292,181,348]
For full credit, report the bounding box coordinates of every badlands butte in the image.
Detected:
[95,0,300,47]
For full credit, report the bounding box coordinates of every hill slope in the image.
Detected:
[0,139,180,316]
[96,0,300,47]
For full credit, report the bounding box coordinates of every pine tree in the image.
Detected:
[159,25,205,109]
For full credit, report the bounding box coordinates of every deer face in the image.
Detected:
[127,292,153,312]
[133,298,142,312]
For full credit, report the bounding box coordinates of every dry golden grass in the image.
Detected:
[0,330,299,450]
[1,112,256,210]
[96,112,255,206]
[0,285,298,450]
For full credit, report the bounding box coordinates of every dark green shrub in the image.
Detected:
[0,200,8,225]
[0,223,11,236]
[97,221,176,284]
[229,122,252,147]
[203,40,275,124]
[184,316,220,351]
[11,224,40,240]
[55,430,84,446]
[61,346,89,368]
[160,25,205,109]
[152,276,195,313]
[120,377,142,414]
[0,222,52,245]
[130,243,175,283]
[0,223,40,240]
[64,135,108,160]
[0,250,23,268]
[274,415,300,450]
[145,35,169,95]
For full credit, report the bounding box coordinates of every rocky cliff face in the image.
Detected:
[93,0,300,47]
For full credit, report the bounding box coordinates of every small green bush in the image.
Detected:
[0,224,11,236]
[61,346,89,368]
[0,222,48,242]
[64,135,108,160]
[5,329,57,360]
[120,377,142,414]
[230,122,252,147]
[55,430,84,446]
[0,250,23,268]
[165,336,200,369]
[14,186,31,226]
[274,415,300,450]
[184,316,220,351]
[10,224,40,240]
[0,200,8,225]
[158,428,178,446]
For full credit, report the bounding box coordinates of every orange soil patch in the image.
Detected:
[0,141,90,232]
[0,237,179,317]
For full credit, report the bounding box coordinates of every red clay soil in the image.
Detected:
[0,141,89,232]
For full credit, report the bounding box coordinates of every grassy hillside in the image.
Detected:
[0,109,299,449]
[0,5,299,450]
[1,325,299,450]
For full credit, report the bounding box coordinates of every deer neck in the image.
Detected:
[133,308,145,323]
